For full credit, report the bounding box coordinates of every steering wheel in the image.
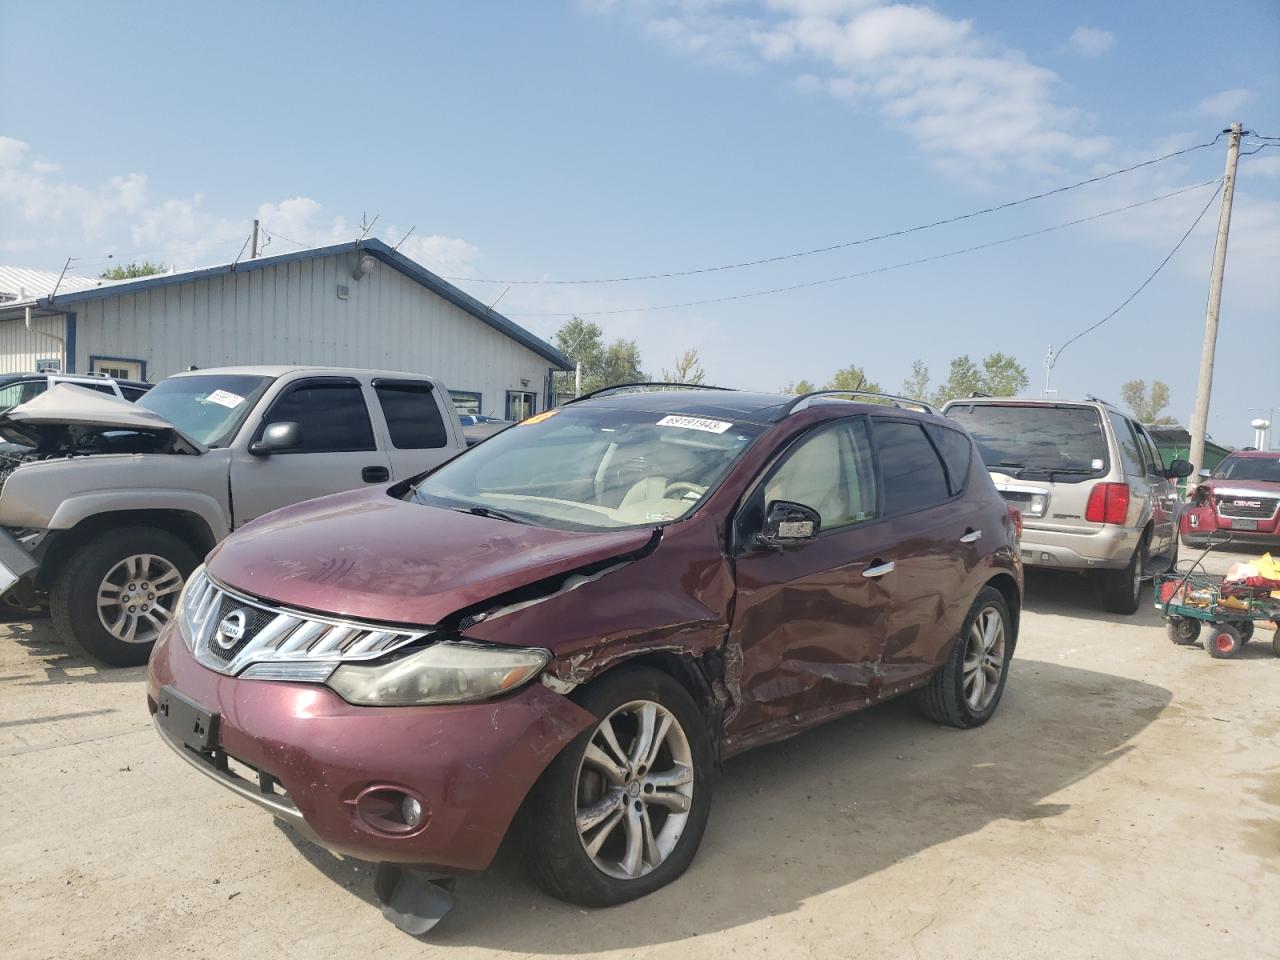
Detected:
[663,481,706,500]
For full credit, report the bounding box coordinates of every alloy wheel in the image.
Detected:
[574,700,695,880]
[962,606,1006,711]
[96,553,183,644]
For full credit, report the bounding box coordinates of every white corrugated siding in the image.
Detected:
[0,314,69,373]
[41,251,552,415]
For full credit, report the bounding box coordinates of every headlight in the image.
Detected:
[175,564,206,651]
[326,641,551,706]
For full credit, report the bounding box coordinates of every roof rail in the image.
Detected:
[778,389,940,419]
[1084,394,1118,408]
[563,382,736,405]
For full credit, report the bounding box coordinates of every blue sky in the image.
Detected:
[2,0,1277,445]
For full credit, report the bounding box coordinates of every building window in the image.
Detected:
[35,358,60,373]
[506,390,537,421]
[90,356,144,380]
[449,390,482,417]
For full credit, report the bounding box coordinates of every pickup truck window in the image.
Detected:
[138,374,272,447]
[0,379,45,411]
[374,381,448,449]
[263,380,376,453]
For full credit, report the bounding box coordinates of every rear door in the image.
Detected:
[1134,422,1177,555]
[726,417,895,746]
[869,418,973,689]
[371,378,460,480]
[229,376,392,524]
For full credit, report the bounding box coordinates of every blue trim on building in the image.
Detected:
[34,240,572,370]
[89,354,148,380]
[64,312,76,373]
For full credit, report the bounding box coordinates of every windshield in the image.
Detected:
[946,403,1108,477]
[1213,456,1280,483]
[137,374,272,446]
[412,406,766,531]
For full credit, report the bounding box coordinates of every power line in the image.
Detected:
[450,135,1226,286]
[259,226,310,250]
[508,179,1222,319]
[1052,181,1224,365]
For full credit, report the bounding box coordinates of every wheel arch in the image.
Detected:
[38,510,217,589]
[983,572,1021,646]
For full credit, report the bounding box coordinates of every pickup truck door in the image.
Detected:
[367,378,463,481]
[229,376,392,526]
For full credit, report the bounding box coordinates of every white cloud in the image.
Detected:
[596,3,1111,175]
[1196,88,1252,119]
[1065,26,1114,58]
[0,136,481,278]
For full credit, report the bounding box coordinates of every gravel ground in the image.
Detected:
[2,547,1277,960]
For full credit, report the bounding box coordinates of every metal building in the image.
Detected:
[0,241,571,419]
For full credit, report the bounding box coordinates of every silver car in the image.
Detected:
[944,397,1192,613]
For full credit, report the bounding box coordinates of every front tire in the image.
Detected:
[917,586,1013,729]
[1206,623,1242,659]
[51,526,196,667]
[519,667,714,907]
[1101,539,1146,615]
[1166,617,1202,646]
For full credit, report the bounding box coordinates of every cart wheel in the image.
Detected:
[1236,620,1254,644]
[1206,623,1243,659]
[1165,617,1202,646]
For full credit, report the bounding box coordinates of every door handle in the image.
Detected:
[863,560,895,578]
[960,529,983,544]
[362,465,390,483]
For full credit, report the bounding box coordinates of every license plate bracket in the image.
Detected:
[1231,518,1259,531]
[157,685,219,752]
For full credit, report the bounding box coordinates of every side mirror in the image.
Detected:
[1197,468,1212,479]
[249,421,300,456]
[758,500,821,549]
[1166,458,1193,480]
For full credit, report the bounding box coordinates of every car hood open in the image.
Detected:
[1,383,206,453]
[205,488,659,627]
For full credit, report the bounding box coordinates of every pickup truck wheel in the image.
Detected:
[519,667,713,907]
[1101,540,1146,615]
[51,527,196,667]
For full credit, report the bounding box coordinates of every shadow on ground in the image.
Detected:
[0,621,145,686]
[281,658,1171,951]
[1020,568,1166,626]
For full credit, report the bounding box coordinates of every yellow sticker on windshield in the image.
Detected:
[520,409,559,426]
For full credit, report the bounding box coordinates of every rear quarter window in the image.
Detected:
[926,424,972,495]
[874,420,951,515]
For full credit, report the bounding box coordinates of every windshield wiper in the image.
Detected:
[453,505,529,525]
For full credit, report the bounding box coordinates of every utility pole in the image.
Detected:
[1188,121,1242,476]
[251,219,260,259]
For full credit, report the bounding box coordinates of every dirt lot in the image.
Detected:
[2,549,1277,960]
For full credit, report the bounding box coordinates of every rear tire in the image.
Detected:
[519,666,714,907]
[1236,620,1254,644]
[1206,623,1242,660]
[1166,617,1201,646]
[1101,540,1146,615]
[51,526,196,667]
[917,587,1012,730]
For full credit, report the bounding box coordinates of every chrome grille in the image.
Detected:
[1214,494,1278,521]
[181,568,430,678]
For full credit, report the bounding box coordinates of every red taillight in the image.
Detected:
[1007,504,1023,538]
[1085,482,1130,525]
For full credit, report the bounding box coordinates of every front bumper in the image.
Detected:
[1017,523,1139,571]
[1181,504,1280,544]
[147,625,595,873]
[0,527,40,599]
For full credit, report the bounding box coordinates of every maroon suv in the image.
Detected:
[148,386,1022,931]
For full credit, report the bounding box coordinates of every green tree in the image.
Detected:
[932,353,1029,406]
[553,316,646,395]
[825,364,883,394]
[901,359,930,400]
[100,260,165,280]
[661,348,706,385]
[1121,379,1175,424]
[782,379,818,395]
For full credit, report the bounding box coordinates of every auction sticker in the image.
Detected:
[206,389,244,409]
[657,415,732,434]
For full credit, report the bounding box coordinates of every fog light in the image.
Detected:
[402,796,423,828]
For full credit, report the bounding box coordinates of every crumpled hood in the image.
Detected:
[205,488,658,627]
[1204,479,1280,497]
[2,383,205,452]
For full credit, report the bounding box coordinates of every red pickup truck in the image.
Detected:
[1182,451,1280,547]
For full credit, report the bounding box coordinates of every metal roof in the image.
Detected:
[0,241,572,370]
[0,266,103,302]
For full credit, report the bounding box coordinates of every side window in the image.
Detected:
[374,381,448,449]
[763,420,878,531]
[262,380,375,453]
[875,420,951,515]
[1135,426,1164,475]
[120,386,149,403]
[926,424,972,495]
[1106,412,1145,477]
[0,380,45,409]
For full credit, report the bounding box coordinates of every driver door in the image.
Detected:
[724,418,897,751]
